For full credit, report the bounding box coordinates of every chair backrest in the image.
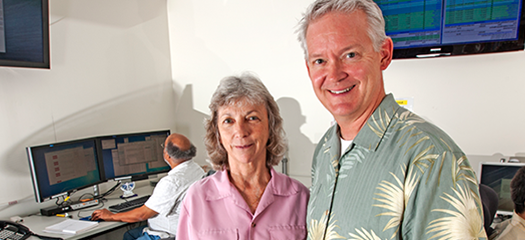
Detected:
[479,184,499,236]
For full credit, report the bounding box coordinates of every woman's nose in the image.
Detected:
[233,121,248,137]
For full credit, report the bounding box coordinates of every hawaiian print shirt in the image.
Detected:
[307,94,487,240]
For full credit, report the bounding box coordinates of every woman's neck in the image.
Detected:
[229,166,271,214]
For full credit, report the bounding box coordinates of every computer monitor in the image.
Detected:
[0,0,50,68]
[479,162,525,215]
[97,130,171,182]
[26,138,102,203]
[374,0,525,58]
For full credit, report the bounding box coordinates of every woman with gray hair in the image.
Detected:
[177,72,309,239]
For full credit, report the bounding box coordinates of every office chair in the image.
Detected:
[479,184,499,236]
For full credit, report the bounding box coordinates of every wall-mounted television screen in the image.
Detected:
[0,0,50,68]
[374,0,525,58]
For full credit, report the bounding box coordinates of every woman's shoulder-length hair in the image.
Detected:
[204,72,287,170]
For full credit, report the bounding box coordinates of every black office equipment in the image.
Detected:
[374,0,525,58]
[0,0,50,68]
[479,162,525,216]
[108,195,151,213]
[0,221,31,240]
[26,138,103,203]
[40,199,100,216]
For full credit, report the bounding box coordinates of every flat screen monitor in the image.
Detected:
[97,130,171,182]
[374,0,525,58]
[0,0,50,68]
[26,138,102,203]
[479,162,525,215]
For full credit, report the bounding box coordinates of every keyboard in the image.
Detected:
[108,195,150,213]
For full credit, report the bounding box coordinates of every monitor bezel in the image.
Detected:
[26,137,103,203]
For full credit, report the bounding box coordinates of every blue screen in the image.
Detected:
[375,0,524,49]
[27,138,102,203]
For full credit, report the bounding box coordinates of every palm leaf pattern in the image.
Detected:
[348,228,387,240]
[426,184,485,239]
[308,211,345,240]
[372,165,418,239]
[306,96,485,240]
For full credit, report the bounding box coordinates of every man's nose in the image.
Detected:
[326,60,347,82]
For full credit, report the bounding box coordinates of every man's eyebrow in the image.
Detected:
[307,45,359,60]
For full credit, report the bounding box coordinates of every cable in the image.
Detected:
[97,182,121,199]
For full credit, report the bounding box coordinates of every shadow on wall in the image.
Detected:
[3,82,178,177]
[277,97,316,186]
[174,84,210,167]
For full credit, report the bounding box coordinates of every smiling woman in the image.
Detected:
[176,72,310,240]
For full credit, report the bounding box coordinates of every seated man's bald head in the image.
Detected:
[163,133,197,167]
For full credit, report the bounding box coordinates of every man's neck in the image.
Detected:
[336,94,386,140]
[517,211,525,220]
[169,159,188,170]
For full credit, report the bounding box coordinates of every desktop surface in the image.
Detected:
[22,183,154,240]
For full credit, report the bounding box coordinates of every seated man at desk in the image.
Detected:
[91,133,206,240]
[492,165,525,240]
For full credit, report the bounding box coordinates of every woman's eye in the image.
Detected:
[345,52,356,58]
[248,116,259,121]
[222,118,233,124]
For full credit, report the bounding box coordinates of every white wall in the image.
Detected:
[1,0,524,222]
[0,0,174,219]
[167,0,525,186]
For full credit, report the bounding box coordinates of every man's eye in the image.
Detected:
[313,59,325,65]
[345,52,356,58]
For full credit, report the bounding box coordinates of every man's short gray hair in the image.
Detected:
[166,142,196,161]
[296,0,388,57]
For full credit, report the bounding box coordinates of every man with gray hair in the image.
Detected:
[296,0,486,239]
[92,133,205,240]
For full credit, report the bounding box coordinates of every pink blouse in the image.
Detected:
[177,168,309,239]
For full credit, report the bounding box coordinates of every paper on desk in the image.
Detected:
[44,219,99,235]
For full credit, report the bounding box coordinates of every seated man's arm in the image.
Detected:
[91,205,158,223]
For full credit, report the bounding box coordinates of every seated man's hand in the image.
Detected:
[91,209,113,221]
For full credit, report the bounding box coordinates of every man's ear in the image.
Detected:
[305,59,311,75]
[380,37,394,70]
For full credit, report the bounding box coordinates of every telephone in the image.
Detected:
[0,220,31,240]
[0,221,64,240]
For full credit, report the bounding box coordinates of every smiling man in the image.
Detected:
[296,0,486,239]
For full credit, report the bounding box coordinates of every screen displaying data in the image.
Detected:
[27,138,102,203]
[375,0,523,48]
[98,130,170,181]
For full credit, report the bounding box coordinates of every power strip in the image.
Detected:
[70,199,99,210]
[40,199,100,216]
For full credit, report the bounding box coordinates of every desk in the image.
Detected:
[23,184,154,240]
